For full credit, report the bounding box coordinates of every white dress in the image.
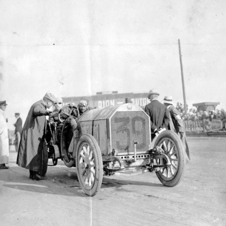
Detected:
[0,109,9,164]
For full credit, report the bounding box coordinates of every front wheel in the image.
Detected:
[76,134,103,196]
[154,130,185,187]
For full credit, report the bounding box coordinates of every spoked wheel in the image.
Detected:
[154,130,185,187]
[76,134,103,196]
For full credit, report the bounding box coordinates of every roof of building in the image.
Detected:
[193,102,220,107]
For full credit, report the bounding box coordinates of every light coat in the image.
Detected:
[0,109,9,164]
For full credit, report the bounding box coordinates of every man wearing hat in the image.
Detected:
[0,100,9,169]
[163,96,190,161]
[163,96,184,136]
[78,100,90,116]
[17,93,57,180]
[145,89,170,137]
[13,112,23,152]
[65,99,90,154]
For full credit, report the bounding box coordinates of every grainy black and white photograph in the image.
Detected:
[0,0,226,225]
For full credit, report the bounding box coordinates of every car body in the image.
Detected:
[47,103,186,196]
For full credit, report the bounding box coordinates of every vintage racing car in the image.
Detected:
[46,103,187,196]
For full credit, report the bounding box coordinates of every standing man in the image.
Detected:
[163,96,190,161]
[0,100,9,169]
[163,96,184,137]
[17,93,57,180]
[13,113,23,152]
[145,90,170,138]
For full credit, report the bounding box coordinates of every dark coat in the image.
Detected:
[166,105,190,161]
[14,117,23,134]
[167,105,184,133]
[16,100,49,173]
[145,100,170,132]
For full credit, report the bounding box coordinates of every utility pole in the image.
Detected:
[178,39,187,114]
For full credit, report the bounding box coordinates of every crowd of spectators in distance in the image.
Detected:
[175,102,226,123]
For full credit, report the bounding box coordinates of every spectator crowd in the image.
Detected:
[176,103,226,121]
[175,102,226,131]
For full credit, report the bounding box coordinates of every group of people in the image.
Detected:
[0,93,89,180]
[0,89,189,179]
[17,93,90,180]
[0,101,22,169]
[144,89,189,160]
[175,103,226,131]
[144,90,185,139]
[176,102,226,123]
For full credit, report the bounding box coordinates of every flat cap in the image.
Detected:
[43,93,57,103]
[78,100,88,107]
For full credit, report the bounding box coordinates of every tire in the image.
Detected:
[76,134,103,196]
[154,130,185,187]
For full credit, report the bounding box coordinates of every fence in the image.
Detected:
[184,119,223,133]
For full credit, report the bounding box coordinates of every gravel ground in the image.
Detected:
[0,137,226,226]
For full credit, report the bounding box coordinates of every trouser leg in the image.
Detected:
[29,170,34,179]
[16,132,21,152]
[68,129,80,153]
[68,117,79,153]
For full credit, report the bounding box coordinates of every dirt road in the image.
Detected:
[0,137,225,226]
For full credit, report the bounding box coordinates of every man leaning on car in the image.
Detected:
[144,89,170,138]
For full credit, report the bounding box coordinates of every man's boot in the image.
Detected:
[29,170,34,179]
[0,164,9,169]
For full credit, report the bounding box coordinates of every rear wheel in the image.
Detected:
[154,130,185,187]
[76,134,103,196]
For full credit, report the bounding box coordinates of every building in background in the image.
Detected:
[63,91,149,108]
[193,102,220,112]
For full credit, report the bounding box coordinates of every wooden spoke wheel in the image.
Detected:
[76,134,103,196]
[154,130,185,187]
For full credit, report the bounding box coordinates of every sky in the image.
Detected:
[0,0,226,129]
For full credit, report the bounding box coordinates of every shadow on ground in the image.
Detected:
[0,165,162,197]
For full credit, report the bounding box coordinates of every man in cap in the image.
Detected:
[0,101,9,169]
[78,100,90,116]
[65,100,92,156]
[17,93,57,180]
[145,89,170,138]
[13,113,23,152]
[163,96,190,161]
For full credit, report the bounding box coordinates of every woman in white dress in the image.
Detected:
[0,100,9,169]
